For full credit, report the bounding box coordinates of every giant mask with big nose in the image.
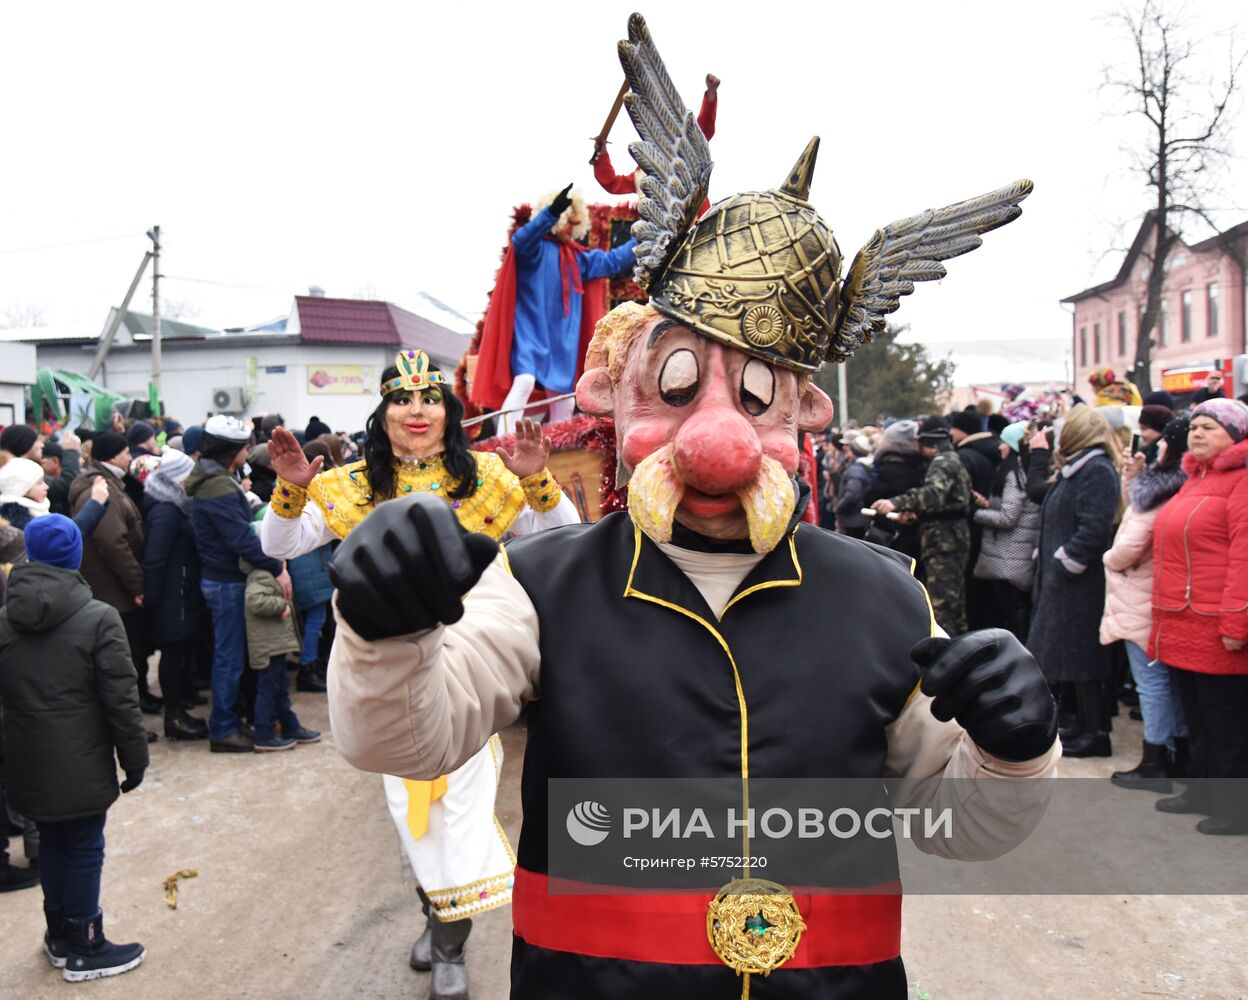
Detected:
[576,304,833,553]
[587,16,1032,552]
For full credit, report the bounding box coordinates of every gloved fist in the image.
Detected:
[329,494,499,641]
[911,629,1057,763]
[549,182,574,218]
[120,770,144,793]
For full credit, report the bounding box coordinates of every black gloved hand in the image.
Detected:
[911,628,1057,763]
[120,770,144,793]
[329,494,499,641]
[548,182,574,218]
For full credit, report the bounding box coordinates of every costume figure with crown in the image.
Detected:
[260,350,580,1000]
[328,16,1059,999]
[471,183,638,432]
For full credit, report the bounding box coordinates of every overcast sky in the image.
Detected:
[1,1,1243,384]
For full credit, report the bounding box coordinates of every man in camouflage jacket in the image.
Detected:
[873,416,972,635]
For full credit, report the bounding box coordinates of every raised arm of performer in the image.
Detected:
[592,73,719,195]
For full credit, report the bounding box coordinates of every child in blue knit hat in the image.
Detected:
[0,515,149,981]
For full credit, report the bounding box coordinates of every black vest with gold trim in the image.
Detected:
[504,511,934,999]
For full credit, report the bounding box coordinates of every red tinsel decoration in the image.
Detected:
[473,414,627,515]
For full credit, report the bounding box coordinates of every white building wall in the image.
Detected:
[34,341,399,434]
[0,341,37,426]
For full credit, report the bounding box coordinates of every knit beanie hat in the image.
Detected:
[883,419,918,447]
[1161,414,1191,463]
[159,447,195,484]
[950,411,982,436]
[91,431,129,463]
[42,440,64,460]
[305,416,331,440]
[848,434,872,458]
[918,415,951,443]
[24,514,82,570]
[182,425,205,455]
[1000,422,1028,454]
[986,413,1010,436]
[0,457,47,499]
[1192,398,1248,443]
[126,422,156,449]
[1142,390,1175,409]
[0,424,38,457]
[1138,404,1175,434]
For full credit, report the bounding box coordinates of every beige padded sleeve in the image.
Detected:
[884,690,1060,861]
[327,554,541,780]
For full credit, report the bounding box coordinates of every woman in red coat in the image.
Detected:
[1149,399,1248,835]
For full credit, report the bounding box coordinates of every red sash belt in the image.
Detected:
[512,867,901,968]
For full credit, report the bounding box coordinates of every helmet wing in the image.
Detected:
[617,13,714,292]
[831,179,1034,363]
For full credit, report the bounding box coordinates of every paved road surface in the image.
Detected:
[1,692,1244,999]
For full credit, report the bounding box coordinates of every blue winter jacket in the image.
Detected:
[288,542,335,611]
[184,459,282,583]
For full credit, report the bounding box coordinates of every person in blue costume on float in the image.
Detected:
[473,183,636,431]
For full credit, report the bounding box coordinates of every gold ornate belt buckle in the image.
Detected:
[706,878,806,976]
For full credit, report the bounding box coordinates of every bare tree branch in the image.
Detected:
[1097,0,1244,392]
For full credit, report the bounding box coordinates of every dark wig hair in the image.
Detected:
[362,365,478,504]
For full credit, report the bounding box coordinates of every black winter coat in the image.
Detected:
[1026,449,1121,683]
[0,563,148,821]
[142,494,203,645]
[955,434,1000,497]
[866,450,925,561]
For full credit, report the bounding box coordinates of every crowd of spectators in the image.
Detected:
[817,373,1248,837]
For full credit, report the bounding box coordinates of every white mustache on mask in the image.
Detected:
[627,444,796,553]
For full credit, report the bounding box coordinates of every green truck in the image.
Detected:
[28,368,135,431]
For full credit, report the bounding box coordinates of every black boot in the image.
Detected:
[1168,737,1191,781]
[430,916,472,1000]
[1156,787,1212,815]
[1195,816,1248,836]
[410,888,433,972]
[296,661,327,693]
[62,910,145,982]
[137,693,164,716]
[1061,731,1112,758]
[1110,742,1172,792]
[164,710,209,741]
[44,905,68,968]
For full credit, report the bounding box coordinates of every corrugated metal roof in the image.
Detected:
[294,296,470,369]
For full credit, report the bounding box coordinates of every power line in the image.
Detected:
[0,233,143,256]
[163,275,290,294]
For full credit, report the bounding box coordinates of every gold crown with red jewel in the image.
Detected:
[380,349,447,397]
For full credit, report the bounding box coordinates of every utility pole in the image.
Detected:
[88,250,152,381]
[837,361,848,425]
[147,225,162,411]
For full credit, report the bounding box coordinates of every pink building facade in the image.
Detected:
[1064,216,1248,399]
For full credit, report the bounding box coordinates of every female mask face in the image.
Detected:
[384,388,447,459]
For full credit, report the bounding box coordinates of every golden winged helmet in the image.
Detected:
[618,12,1033,371]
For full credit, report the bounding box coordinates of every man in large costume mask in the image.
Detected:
[327,15,1058,999]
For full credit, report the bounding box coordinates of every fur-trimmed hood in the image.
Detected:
[1128,463,1187,513]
